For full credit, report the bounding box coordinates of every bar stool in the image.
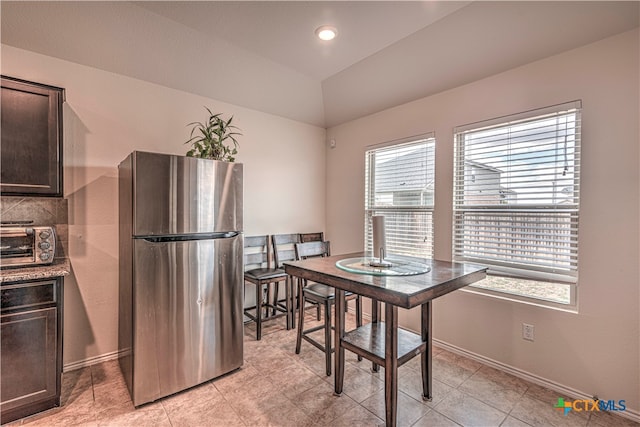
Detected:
[297,232,324,321]
[271,233,301,329]
[243,235,290,340]
[299,232,353,320]
[294,241,362,376]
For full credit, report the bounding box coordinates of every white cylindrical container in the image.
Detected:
[370,215,392,267]
[372,215,386,260]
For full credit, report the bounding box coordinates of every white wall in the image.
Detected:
[1,45,327,366]
[326,29,639,414]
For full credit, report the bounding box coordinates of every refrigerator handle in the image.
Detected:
[137,231,240,243]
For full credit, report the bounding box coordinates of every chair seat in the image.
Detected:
[245,267,286,281]
[304,282,334,299]
[303,282,357,300]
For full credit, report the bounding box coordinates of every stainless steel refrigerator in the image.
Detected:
[118,151,243,407]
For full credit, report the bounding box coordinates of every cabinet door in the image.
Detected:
[1,76,64,197]
[0,307,58,414]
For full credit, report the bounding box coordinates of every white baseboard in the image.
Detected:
[63,349,126,372]
[433,338,640,423]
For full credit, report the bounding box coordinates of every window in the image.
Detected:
[453,101,581,306]
[365,134,435,259]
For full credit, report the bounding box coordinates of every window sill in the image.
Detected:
[461,278,578,313]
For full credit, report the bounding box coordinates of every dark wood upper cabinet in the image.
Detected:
[1,76,64,197]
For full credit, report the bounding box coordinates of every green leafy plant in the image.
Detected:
[185,107,241,162]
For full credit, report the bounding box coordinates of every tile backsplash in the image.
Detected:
[1,196,69,259]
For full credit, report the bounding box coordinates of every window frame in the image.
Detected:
[364,133,436,260]
[452,101,582,308]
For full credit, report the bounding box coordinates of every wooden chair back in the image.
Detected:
[272,234,301,268]
[294,241,331,260]
[244,235,271,270]
[299,232,324,243]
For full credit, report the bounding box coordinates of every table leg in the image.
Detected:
[421,301,433,401]
[384,303,398,427]
[334,289,346,396]
[371,298,380,372]
[295,278,305,354]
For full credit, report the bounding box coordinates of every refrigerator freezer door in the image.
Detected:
[131,234,243,406]
[132,151,243,236]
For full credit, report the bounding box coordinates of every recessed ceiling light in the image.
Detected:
[315,26,338,41]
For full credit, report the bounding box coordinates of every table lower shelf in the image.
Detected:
[341,322,427,367]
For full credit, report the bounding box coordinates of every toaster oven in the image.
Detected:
[0,226,56,268]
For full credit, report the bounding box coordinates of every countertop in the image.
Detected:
[0,258,71,283]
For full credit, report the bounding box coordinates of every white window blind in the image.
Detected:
[453,101,581,288]
[365,135,435,259]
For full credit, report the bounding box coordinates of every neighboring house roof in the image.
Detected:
[465,160,503,173]
[375,146,435,192]
[499,187,517,195]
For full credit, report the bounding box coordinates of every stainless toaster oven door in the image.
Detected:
[0,229,35,266]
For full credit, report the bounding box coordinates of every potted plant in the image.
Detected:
[185,107,241,162]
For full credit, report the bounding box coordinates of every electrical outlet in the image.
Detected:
[522,323,535,341]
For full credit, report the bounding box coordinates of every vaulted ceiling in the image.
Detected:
[2,1,638,127]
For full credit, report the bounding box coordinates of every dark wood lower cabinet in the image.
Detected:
[0,277,63,424]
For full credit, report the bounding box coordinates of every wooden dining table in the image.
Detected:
[284,252,487,427]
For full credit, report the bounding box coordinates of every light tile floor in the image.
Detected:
[9,310,639,427]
